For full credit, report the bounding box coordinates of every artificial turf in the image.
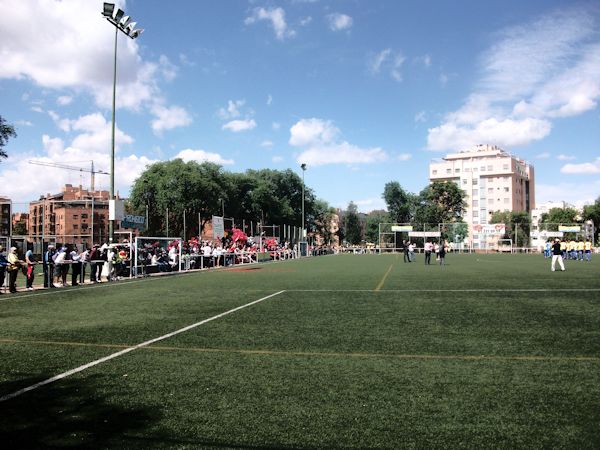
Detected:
[1,253,599,448]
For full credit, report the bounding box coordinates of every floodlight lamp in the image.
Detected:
[114,8,125,23]
[130,28,144,39]
[102,3,115,17]
[124,21,136,34]
[301,163,307,171]
[119,15,130,27]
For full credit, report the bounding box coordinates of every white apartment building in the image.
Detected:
[429,144,535,249]
[530,201,574,249]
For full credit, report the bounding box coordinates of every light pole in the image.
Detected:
[102,3,143,243]
[301,163,307,244]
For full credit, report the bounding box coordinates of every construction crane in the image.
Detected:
[28,160,109,191]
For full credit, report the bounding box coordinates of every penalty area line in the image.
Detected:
[0,290,286,403]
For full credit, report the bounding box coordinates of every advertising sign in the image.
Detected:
[472,224,506,235]
[391,225,413,232]
[558,225,581,232]
[212,215,225,239]
[120,214,146,230]
[408,231,441,237]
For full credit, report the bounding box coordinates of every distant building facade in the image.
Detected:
[28,184,124,248]
[429,144,535,249]
[0,196,11,237]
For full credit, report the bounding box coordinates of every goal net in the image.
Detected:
[134,236,182,277]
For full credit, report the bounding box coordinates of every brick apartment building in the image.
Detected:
[28,184,125,248]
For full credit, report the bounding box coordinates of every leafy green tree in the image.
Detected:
[383,182,414,224]
[310,199,337,245]
[540,207,580,225]
[364,210,389,244]
[130,160,227,238]
[490,210,531,246]
[583,197,600,243]
[343,201,362,245]
[13,221,27,236]
[0,115,17,160]
[419,181,467,224]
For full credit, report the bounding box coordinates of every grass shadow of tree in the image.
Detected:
[0,373,160,447]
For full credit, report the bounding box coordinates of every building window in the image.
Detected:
[489,198,494,205]
[487,165,493,171]
[462,179,468,185]
[455,168,460,174]
[473,211,479,218]
[446,168,452,174]
[472,179,478,185]
[73,224,79,229]
[503,176,509,182]
[472,189,478,197]
[432,170,437,175]
[487,187,493,194]
[473,200,479,207]
[480,166,486,171]
[504,187,509,192]
[503,164,509,170]
[504,198,510,204]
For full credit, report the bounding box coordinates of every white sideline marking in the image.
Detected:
[289,288,600,292]
[0,290,286,403]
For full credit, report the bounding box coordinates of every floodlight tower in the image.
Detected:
[102,3,144,243]
[301,163,307,243]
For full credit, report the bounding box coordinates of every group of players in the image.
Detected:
[544,238,593,262]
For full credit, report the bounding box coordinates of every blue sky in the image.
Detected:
[1,0,599,213]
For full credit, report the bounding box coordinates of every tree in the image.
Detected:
[343,201,362,245]
[0,115,17,160]
[364,210,389,244]
[13,221,27,236]
[383,182,414,224]
[419,181,467,224]
[540,207,580,225]
[490,210,531,247]
[310,199,337,245]
[583,197,600,243]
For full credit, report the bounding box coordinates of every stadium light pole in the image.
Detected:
[102,3,144,243]
[301,163,307,243]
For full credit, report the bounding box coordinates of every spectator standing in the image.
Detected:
[53,246,67,287]
[424,240,433,265]
[25,245,37,290]
[408,242,416,262]
[0,246,8,293]
[403,240,409,263]
[551,238,565,272]
[70,247,81,286]
[7,247,22,293]
[438,241,447,266]
[43,245,56,288]
[79,247,90,284]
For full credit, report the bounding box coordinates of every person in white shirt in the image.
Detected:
[69,248,81,286]
[424,241,433,265]
[408,242,416,262]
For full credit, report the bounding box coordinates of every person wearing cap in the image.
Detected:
[43,244,56,288]
[7,247,22,293]
[25,243,37,291]
[0,246,7,293]
[551,238,565,272]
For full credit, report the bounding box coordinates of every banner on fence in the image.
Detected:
[558,225,581,232]
[532,230,564,238]
[473,224,506,235]
[408,231,441,237]
[120,214,146,231]
[212,215,225,239]
[391,225,413,232]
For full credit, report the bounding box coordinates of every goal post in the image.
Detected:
[134,236,182,277]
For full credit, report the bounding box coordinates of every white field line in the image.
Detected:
[287,288,600,292]
[0,290,286,403]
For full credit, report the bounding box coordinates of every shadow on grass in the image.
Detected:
[0,374,159,448]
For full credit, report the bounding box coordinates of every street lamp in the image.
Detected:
[102,3,144,243]
[300,163,307,247]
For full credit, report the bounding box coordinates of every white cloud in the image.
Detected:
[218,100,245,120]
[0,0,184,128]
[536,180,600,208]
[427,7,600,151]
[369,49,405,82]
[561,157,600,174]
[222,119,257,132]
[261,140,274,148]
[397,153,412,161]
[272,155,284,163]
[57,95,72,106]
[267,95,273,106]
[150,104,193,135]
[414,111,427,123]
[327,13,353,32]
[300,16,313,26]
[174,149,234,165]
[31,106,43,113]
[535,152,551,159]
[557,154,576,161]
[245,7,295,40]
[272,122,281,130]
[15,120,33,127]
[290,118,388,167]
[0,112,150,202]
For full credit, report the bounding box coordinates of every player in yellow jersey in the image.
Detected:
[577,240,585,261]
[584,240,592,262]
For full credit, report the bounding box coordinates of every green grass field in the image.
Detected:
[1,253,599,448]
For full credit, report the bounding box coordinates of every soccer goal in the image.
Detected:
[134,236,182,277]
[498,238,513,253]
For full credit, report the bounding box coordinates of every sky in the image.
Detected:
[1,0,599,213]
